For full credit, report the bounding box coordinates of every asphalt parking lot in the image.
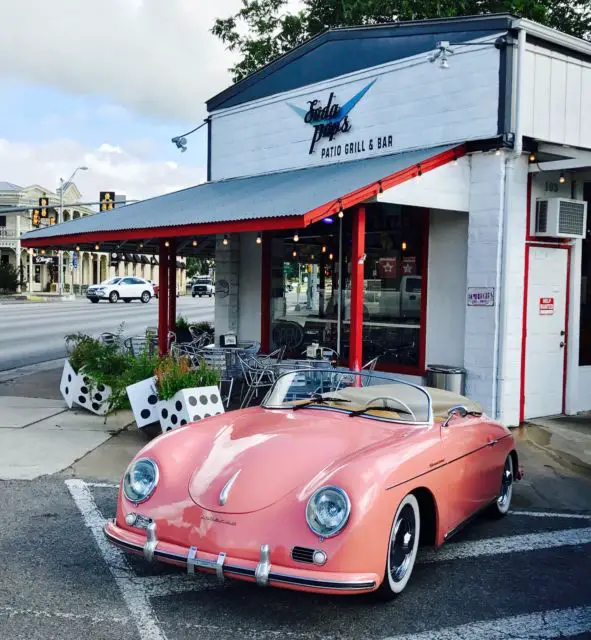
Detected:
[1,474,590,640]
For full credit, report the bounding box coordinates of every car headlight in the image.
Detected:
[306,486,351,538]
[123,458,159,503]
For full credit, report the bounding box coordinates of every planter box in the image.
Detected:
[60,361,112,415]
[159,386,224,433]
[126,377,159,428]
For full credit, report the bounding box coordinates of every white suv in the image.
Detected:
[86,277,154,304]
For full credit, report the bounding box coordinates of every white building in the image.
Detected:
[22,13,591,424]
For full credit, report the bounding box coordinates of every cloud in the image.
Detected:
[0,138,205,202]
[0,0,243,122]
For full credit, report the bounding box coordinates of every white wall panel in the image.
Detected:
[210,41,501,180]
[522,43,591,149]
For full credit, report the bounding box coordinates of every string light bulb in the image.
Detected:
[192,239,197,247]
[94,244,100,251]
[75,245,80,252]
[329,252,334,261]
[40,249,45,255]
[222,234,228,246]
[559,172,566,184]
[310,254,315,261]
[495,149,501,156]
[322,244,327,253]
[256,233,262,244]
[292,247,297,258]
[139,242,144,249]
[529,152,536,162]
[401,241,407,251]
[293,231,299,242]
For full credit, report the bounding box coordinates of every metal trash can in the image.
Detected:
[426,364,466,396]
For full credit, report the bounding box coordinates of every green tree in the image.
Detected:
[213,0,591,82]
[0,262,19,294]
[186,257,214,278]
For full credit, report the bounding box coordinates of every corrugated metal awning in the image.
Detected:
[21,144,462,249]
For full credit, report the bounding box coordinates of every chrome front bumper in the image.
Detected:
[104,519,377,593]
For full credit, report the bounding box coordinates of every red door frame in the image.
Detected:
[168,239,177,336]
[519,175,572,421]
[349,206,366,370]
[158,240,170,356]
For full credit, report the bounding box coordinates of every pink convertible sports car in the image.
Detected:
[104,370,522,598]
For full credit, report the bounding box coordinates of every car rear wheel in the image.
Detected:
[109,291,119,303]
[376,493,420,600]
[192,292,196,297]
[489,455,513,518]
[140,291,151,303]
[124,299,131,303]
[90,298,99,303]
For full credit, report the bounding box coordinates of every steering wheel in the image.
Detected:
[365,396,417,421]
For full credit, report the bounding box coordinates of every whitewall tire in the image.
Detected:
[490,454,514,518]
[377,493,421,599]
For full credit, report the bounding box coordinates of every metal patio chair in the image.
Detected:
[197,348,235,408]
[123,336,152,357]
[238,353,276,409]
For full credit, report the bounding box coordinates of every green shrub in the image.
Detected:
[0,263,19,293]
[190,320,214,338]
[155,356,219,401]
[176,315,190,331]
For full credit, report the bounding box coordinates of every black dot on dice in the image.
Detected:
[175,400,182,411]
[97,384,105,392]
[65,387,69,395]
[161,408,168,418]
[166,427,172,432]
[199,395,208,405]
[193,415,201,421]
[171,414,178,425]
[83,377,90,385]
[67,374,72,383]
[215,411,221,416]
[92,403,100,411]
[204,413,211,418]
[80,386,89,395]
[188,396,197,406]
[148,394,158,405]
[210,394,219,404]
[94,393,103,402]
[78,396,87,404]
[180,419,187,426]
[140,409,151,419]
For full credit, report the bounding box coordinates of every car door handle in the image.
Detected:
[487,438,498,446]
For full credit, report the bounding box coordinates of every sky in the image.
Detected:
[0,0,249,203]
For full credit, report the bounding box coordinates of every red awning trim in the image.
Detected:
[303,144,466,225]
[21,144,466,250]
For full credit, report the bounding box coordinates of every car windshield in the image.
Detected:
[100,278,121,285]
[262,370,432,424]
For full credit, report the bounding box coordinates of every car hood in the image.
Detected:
[186,408,410,514]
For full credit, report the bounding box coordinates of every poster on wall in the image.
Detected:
[378,257,397,278]
[467,287,495,307]
[401,257,417,275]
[539,297,555,315]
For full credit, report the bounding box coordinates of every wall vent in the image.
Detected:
[532,198,587,239]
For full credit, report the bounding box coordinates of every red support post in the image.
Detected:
[158,240,169,356]
[349,206,366,371]
[168,239,177,339]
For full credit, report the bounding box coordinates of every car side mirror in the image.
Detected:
[442,405,468,427]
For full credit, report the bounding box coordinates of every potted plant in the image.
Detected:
[173,315,193,344]
[154,356,222,432]
[123,348,163,428]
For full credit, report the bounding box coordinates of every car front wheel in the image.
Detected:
[109,291,119,303]
[90,298,99,304]
[376,493,421,600]
[141,291,151,303]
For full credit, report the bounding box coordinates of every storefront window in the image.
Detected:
[580,183,591,366]
[268,204,427,372]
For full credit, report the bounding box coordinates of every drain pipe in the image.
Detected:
[495,25,526,422]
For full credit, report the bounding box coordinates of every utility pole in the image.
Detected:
[58,166,87,294]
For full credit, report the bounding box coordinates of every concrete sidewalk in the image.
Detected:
[520,414,591,478]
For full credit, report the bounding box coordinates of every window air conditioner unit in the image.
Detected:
[534,198,587,239]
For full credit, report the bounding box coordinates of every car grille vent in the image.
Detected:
[291,546,315,564]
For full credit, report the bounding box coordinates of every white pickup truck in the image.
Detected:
[191,276,215,298]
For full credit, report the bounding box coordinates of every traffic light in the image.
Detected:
[49,216,56,225]
[100,191,115,211]
[32,209,40,227]
[39,196,48,218]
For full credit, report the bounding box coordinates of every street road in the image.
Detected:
[0,476,590,640]
[0,296,214,371]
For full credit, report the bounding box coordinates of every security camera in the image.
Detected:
[171,136,187,152]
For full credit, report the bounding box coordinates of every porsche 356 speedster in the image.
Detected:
[104,370,521,599]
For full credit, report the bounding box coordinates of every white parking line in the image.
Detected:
[0,605,129,625]
[419,527,591,563]
[85,482,119,489]
[66,479,168,640]
[382,605,591,640]
[510,509,591,520]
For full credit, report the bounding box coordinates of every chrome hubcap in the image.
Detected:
[390,504,415,582]
[497,458,513,508]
